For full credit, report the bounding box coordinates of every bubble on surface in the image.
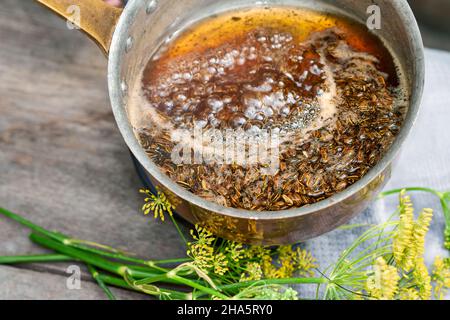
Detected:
[131,10,406,211]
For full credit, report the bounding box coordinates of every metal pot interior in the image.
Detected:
[108,0,424,220]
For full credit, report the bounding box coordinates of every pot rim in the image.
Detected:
[108,0,425,221]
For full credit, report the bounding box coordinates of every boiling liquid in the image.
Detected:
[130,6,407,211]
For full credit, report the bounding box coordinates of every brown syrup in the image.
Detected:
[132,6,407,211]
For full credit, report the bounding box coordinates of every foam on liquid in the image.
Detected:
[127,6,408,210]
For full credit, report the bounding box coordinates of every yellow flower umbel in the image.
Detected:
[393,191,433,273]
[240,262,263,282]
[390,192,434,300]
[247,245,317,280]
[245,246,271,260]
[412,209,433,260]
[187,225,215,271]
[140,188,174,221]
[295,248,318,277]
[187,242,214,271]
[189,225,215,247]
[276,246,297,278]
[187,225,229,275]
[366,257,400,300]
[412,258,432,300]
[260,253,280,279]
[393,191,415,271]
[225,242,245,263]
[432,256,450,300]
[399,288,420,300]
[211,252,229,276]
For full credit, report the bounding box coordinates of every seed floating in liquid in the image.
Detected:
[131,6,407,211]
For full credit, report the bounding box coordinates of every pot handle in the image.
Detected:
[36,0,122,54]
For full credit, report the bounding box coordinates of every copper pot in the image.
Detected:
[36,0,424,245]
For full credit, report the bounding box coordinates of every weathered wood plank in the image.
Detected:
[1,0,450,301]
[0,0,186,299]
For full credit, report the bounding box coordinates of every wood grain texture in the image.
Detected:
[1,0,450,301]
[0,0,186,299]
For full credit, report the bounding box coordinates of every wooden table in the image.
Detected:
[0,0,186,299]
[2,1,450,300]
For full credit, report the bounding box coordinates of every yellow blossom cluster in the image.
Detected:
[366,257,400,300]
[226,242,246,262]
[366,191,435,300]
[187,225,218,272]
[393,192,433,272]
[432,256,450,300]
[186,225,317,281]
[413,258,432,300]
[139,189,318,281]
[140,188,174,221]
[246,245,317,280]
[240,262,263,282]
[392,192,415,270]
[211,252,229,276]
[398,288,420,300]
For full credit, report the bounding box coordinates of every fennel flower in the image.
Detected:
[412,258,432,300]
[140,188,174,221]
[412,208,433,260]
[225,242,246,263]
[366,257,400,300]
[432,256,450,300]
[295,247,318,276]
[211,252,229,276]
[393,191,415,271]
[240,262,263,282]
[399,288,421,300]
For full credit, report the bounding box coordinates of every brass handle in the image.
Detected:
[37,0,122,54]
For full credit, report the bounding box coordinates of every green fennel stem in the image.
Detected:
[167,272,229,300]
[28,233,208,296]
[220,278,328,294]
[379,187,442,198]
[87,264,116,300]
[29,233,170,280]
[98,274,191,299]
[97,274,133,290]
[0,207,65,242]
[153,258,192,265]
[65,240,160,268]
[0,206,189,270]
[169,214,188,245]
[0,254,73,264]
[192,277,329,299]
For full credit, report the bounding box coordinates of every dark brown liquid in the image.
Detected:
[133,6,406,211]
